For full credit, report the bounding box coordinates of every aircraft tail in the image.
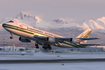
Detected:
[76,29,92,43]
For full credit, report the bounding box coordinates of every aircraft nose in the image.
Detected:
[2,23,6,28]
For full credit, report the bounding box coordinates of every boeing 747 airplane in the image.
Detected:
[2,20,99,49]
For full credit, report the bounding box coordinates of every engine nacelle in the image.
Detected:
[47,37,56,43]
[69,38,73,42]
[19,37,31,42]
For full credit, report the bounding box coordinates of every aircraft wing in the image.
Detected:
[34,35,72,42]
[34,35,48,40]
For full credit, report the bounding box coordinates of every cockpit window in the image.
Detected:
[8,21,14,23]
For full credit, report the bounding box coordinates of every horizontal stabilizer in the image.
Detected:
[77,38,99,41]
[80,44,103,46]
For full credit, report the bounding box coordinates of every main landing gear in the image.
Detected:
[35,43,39,49]
[10,33,13,39]
[42,44,52,50]
[35,43,52,50]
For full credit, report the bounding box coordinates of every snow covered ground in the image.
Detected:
[0,52,105,70]
[0,62,105,70]
[0,52,105,60]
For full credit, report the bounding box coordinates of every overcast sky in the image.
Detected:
[0,0,105,23]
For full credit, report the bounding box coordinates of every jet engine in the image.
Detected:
[47,37,56,43]
[69,38,73,42]
[19,37,31,42]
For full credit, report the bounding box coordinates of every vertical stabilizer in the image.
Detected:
[76,29,92,43]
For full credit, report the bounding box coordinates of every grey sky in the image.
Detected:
[0,0,105,23]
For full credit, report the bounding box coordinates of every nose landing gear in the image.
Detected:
[10,33,13,39]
